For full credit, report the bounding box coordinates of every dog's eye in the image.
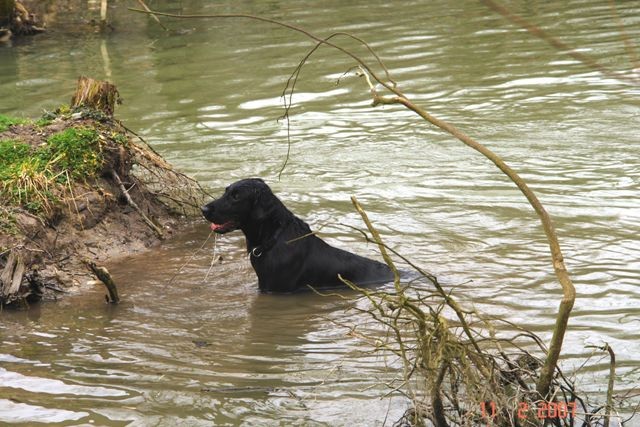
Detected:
[230,190,240,201]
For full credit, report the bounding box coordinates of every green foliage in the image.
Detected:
[0,111,61,131]
[0,139,31,166]
[0,127,102,214]
[35,117,53,127]
[0,114,27,132]
[43,128,102,180]
[57,105,71,115]
[0,153,55,214]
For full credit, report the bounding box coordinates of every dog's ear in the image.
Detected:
[251,185,275,222]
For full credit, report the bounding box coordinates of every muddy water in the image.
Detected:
[1,0,639,425]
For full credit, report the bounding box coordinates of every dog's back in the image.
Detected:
[250,215,393,292]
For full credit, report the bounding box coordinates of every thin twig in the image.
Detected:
[167,230,214,286]
[202,233,220,283]
[277,31,396,178]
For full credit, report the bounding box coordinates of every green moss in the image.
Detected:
[0,139,31,166]
[57,105,71,116]
[43,128,102,180]
[0,127,102,214]
[0,114,27,132]
[35,117,53,127]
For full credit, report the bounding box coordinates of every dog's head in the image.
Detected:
[201,178,278,234]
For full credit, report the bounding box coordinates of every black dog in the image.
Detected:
[201,178,394,293]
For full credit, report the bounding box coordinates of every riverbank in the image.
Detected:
[0,105,206,308]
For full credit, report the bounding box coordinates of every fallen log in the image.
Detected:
[0,250,25,306]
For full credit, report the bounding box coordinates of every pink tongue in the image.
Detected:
[211,223,223,231]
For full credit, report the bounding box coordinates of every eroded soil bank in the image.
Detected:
[0,107,206,308]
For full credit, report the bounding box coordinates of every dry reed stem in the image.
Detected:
[585,343,617,427]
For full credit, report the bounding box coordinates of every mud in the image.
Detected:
[0,109,205,308]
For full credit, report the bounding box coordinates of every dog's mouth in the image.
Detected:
[210,221,238,234]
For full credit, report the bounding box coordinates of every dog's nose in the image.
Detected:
[201,205,211,216]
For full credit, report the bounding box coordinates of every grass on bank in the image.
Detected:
[0,127,101,214]
[0,114,28,132]
[0,112,123,217]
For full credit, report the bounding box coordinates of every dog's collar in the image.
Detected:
[248,223,285,258]
[249,240,274,258]
[250,246,264,258]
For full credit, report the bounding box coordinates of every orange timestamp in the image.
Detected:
[480,400,577,420]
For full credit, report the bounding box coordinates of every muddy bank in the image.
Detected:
[0,105,206,308]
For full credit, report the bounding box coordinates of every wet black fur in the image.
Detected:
[201,178,394,293]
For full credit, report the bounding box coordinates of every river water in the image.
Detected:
[1,0,639,425]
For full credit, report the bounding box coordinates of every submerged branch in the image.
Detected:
[586,343,618,427]
[86,261,119,304]
[605,344,617,427]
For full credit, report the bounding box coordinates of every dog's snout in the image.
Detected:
[201,205,211,216]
